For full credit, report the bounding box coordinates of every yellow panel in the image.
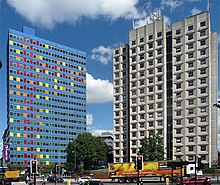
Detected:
[17,133,20,137]
[36,95,40,99]
[9,40,13,45]
[16,56,20,61]
[62,62,66,66]
[39,82,43,86]
[16,77,20,82]
[23,134,27,138]
[17,147,21,151]
[45,96,49,100]
[9,76,13,80]
[57,73,60,77]
[78,66,81,70]
[46,161,50,165]
[40,154,43,158]
[45,109,49,113]
[37,148,40,152]
[45,83,49,88]
[36,134,40,139]
[60,86,63,90]
[10,132,14,136]
[54,79,57,83]
[36,68,40,72]
[16,50,20,54]
[45,70,48,74]
[39,55,43,60]
[70,82,74,86]
[16,105,20,110]
[10,118,14,123]
[45,44,49,48]
[46,155,49,159]
[54,85,57,89]
[24,147,27,151]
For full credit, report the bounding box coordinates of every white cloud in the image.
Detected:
[91,46,113,65]
[7,0,146,29]
[86,113,93,125]
[87,73,113,103]
[89,129,113,136]
[160,0,183,11]
[191,7,202,15]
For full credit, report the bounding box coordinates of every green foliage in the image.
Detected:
[138,132,164,161]
[66,133,107,171]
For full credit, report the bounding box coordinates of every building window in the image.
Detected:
[188,43,193,49]
[188,52,193,58]
[176,38,181,44]
[149,43,153,49]
[132,40,136,45]
[176,111,181,116]
[176,29,181,35]
[200,50,206,55]
[149,122,154,127]
[200,21,206,27]
[200,78,206,84]
[188,99,194,105]
[149,113,154,118]
[189,146,194,151]
[132,115,136,120]
[188,34,193,40]
[200,39,206,46]
[201,88,206,94]
[176,129,181,134]
[201,117,206,122]
[140,38,144,43]
[188,156,194,161]
[188,127,194,133]
[157,32,162,37]
[176,47,181,53]
[157,40,162,46]
[201,136,206,141]
[149,35,153,40]
[200,59,206,65]
[200,68,206,75]
[201,126,206,131]
[176,120,181,125]
[188,25,193,31]
[176,138,181,143]
[188,90,194,96]
[188,137,194,142]
[188,109,194,115]
[140,54,145,60]
[201,146,206,151]
[200,30,206,36]
[189,118,194,124]
[188,81,194,86]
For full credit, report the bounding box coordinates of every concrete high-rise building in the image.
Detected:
[113,11,218,167]
[3,26,87,167]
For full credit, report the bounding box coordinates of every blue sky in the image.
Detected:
[0,0,220,150]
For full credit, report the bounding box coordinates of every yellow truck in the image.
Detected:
[108,161,185,183]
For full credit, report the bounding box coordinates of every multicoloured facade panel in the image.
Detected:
[4,26,86,167]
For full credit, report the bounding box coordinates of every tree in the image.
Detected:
[106,145,113,163]
[66,133,107,171]
[138,132,164,161]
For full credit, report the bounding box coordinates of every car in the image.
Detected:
[85,179,103,185]
[77,176,92,184]
[47,176,64,183]
[177,176,211,185]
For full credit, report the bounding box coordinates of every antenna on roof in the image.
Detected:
[207,0,210,12]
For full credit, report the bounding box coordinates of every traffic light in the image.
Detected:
[136,155,143,170]
[56,165,60,173]
[30,160,38,174]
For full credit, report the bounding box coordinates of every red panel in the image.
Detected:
[30,66,33,70]
[36,41,39,45]
[46,63,48,68]
[30,140,34,145]
[31,154,34,158]
[36,81,39,85]
[30,100,33,104]
[30,94,33,98]
[24,126,27,131]
[23,72,26,76]
[17,63,20,68]
[54,72,57,76]
[30,60,33,64]
[30,39,33,44]
[23,64,26,69]
[30,127,33,131]
[24,58,27,62]
[9,61,13,66]
[24,140,27,144]
[37,128,40,132]
[63,74,66,78]
[24,160,28,164]
[24,38,26,42]
[30,114,33,118]
[16,70,20,75]
[28,120,31,124]
[23,51,26,56]
[30,134,33,138]
[36,61,39,65]
[30,46,33,50]
[33,87,36,92]
[23,78,27,83]
[42,69,45,73]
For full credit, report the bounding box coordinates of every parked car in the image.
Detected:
[47,176,64,183]
[77,176,92,184]
[177,176,211,185]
